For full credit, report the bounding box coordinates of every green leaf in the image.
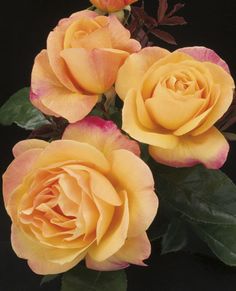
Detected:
[153,163,236,265]
[161,217,188,254]
[0,87,50,130]
[40,274,60,286]
[61,264,127,291]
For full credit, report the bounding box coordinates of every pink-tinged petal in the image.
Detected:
[122,89,179,149]
[12,139,48,158]
[177,46,230,73]
[85,255,129,271]
[31,50,98,122]
[47,31,78,91]
[86,232,151,270]
[11,225,87,275]
[41,90,99,123]
[110,149,158,236]
[149,127,229,169]
[88,190,129,261]
[86,254,129,271]
[116,47,170,100]
[63,116,140,157]
[116,232,151,266]
[35,140,110,174]
[108,15,141,53]
[61,48,129,94]
[191,62,234,136]
[2,148,43,206]
[56,10,98,33]
[30,50,61,116]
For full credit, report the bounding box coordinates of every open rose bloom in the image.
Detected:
[30,11,140,123]
[3,117,158,274]
[90,0,138,12]
[116,46,235,169]
[3,0,236,285]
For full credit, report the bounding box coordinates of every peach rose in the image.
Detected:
[2,117,158,275]
[116,46,235,169]
[30,11,141,123]
[90,0,137,12]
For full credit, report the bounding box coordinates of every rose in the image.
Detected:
[3,116,158,275]
[30,11,141,123]
[90,0,137,12]
[116,46,235,169]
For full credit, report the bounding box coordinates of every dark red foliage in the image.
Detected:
[128,0,187,47]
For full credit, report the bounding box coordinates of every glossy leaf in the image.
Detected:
[161,217,188,254]
[40,274,60,286]
[0,87,50,130]
[61,264,127,291]
[153,164,236,265]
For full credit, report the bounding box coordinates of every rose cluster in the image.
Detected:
[3,0,235,276]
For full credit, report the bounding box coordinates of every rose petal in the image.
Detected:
[63,116,140,157]
[3,149,43,206]
[149,127,229,169]
[41,90,99,123]
[86,254,129,271]
[177,46,230,73]
[12,139,48,158]
[108,14,141,53]
[122,89,178,149]
[31,50,98,122]
[191,62,234,136]
[145,86,205,130]
[116,47,170,100]
[63,164,122,206]
[115,232,151,266]
[88,190,129,261]
[56,10,98,33]
[110,149,158,236]
[86,232,150,270]
[35,140,110,173]
[61,48,129,94]
[11,225,87,275]
[47,31,78,91]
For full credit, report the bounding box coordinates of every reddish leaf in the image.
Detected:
[167,3,185,17]
[150,28,177,45]
[161,16,187,25]
[136,28,149,47]
[132,6,157,27]
[158,0,168,22]
[127,16,139,35]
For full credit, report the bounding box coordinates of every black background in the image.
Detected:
[1,0,236,290]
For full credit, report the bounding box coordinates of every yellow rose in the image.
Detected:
[3,117,158,274]
[30,11,141,123]
[116,46,235,169]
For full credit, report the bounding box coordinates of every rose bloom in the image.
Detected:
[90,0,137,12]
[30,11,141,123]
[2,117,158,275]
[116,46,235,169]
